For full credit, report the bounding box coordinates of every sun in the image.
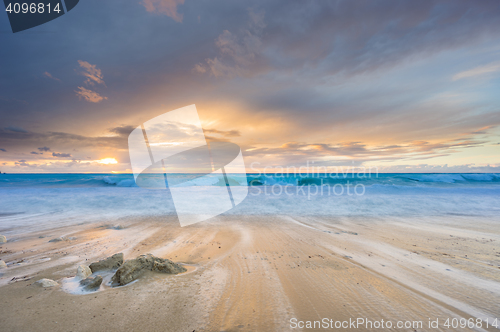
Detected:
[98,158,118,165]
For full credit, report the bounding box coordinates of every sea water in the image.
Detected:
[0,173,499,235]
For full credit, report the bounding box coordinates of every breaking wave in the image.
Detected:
[0,173,499,189]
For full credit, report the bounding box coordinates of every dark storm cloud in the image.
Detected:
[0,127,128,151]
[109,125,136,137]
[189,0,500,80]
[262,1,500,74]
[52,152,72,158]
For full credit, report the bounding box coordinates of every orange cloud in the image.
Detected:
[75,87,107,103]
[141,0,184,22]
[78,60,105,86]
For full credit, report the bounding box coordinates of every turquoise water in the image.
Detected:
[0,173,499,188]
[0,173,499,235]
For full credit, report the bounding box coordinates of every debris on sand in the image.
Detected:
[111,254,186,286]
[48,236,77,242]
[76,265,91,279]
[48,237,64,242]
[35,278,58,287]
[10,275,32,283]
[0,260,7,269]
[89,253,124,273]
[80,275,103,290]
[100,224,125,230]
[0,234,6,243]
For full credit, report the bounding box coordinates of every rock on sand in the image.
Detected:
[89,253,124,272]
[0,260,7,269]
[76,265,91,279]
[48,236,65,242]
[80,275,103,290]
[0,234,6,243]
[35,278,58,287]
[111,253,186,286]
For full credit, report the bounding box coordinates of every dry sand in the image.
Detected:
[0,215,499,331]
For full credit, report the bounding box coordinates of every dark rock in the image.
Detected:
[101,224,125,230]
[89,253,123,273]
[48,237,64,242]
[80,275,103,290]
[111,254,186,286]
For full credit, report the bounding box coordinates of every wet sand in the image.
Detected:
[0,215,499,331]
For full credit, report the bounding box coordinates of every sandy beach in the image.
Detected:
[1,214,499,331]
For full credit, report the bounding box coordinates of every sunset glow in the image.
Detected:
[98,158,118,165]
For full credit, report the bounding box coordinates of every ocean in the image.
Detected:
[1,173,499,235]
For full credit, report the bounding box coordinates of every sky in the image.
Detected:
[1,0,499,173]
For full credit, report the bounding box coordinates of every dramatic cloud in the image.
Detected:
[244,135,487,164]
[195,9,266,77]
[0,149,6,152]
[141,0,184,22]
[75,87,107,103]
[78,60,105,86]
[38,147,51,152]
[1,0,500,172]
